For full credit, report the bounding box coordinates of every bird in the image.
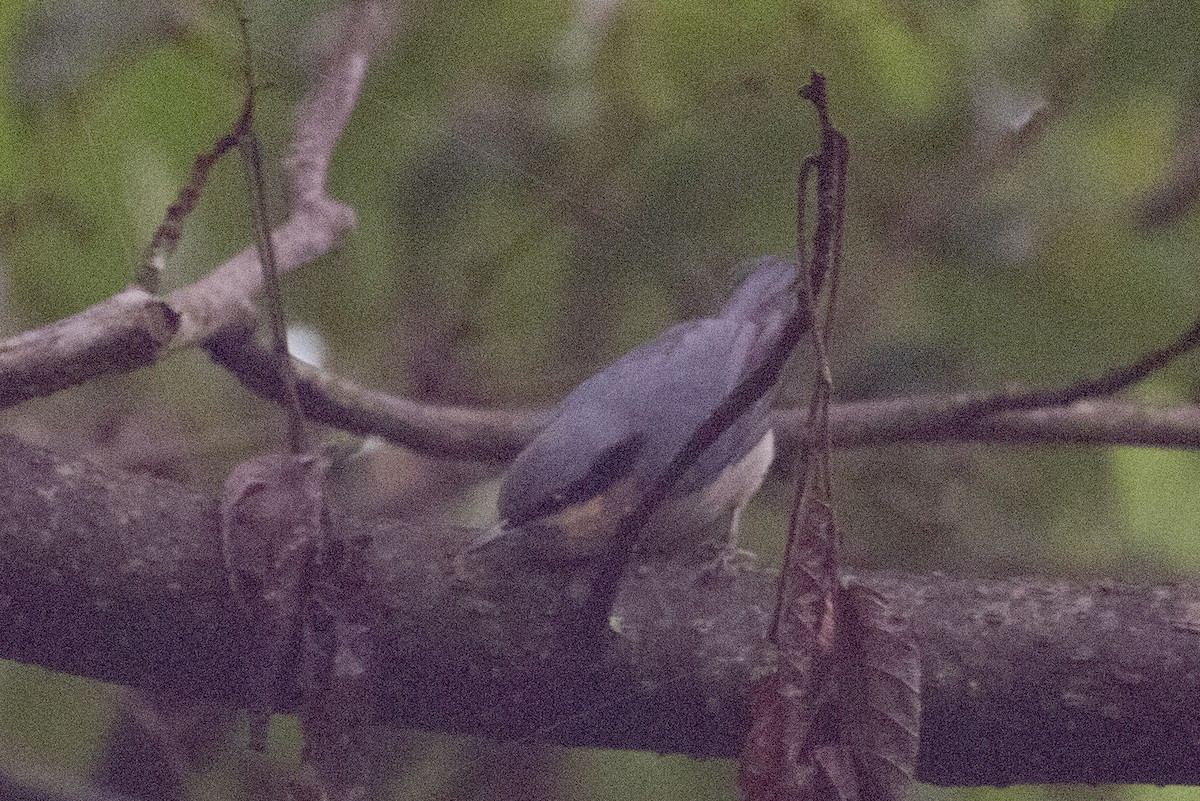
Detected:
[482,256,797,568]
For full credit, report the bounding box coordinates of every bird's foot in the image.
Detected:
[697,541,757,581]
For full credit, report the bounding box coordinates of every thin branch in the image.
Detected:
[784,397,1200,449]
[204,327,547,460]
[234,9,309,453]
[0,289,179,407]
[206,326,1200,456]
[810,308,1200,447]
[169,0,388,345]
[0,0,392,409]
[284,1,389,207]
[135,128,242,294]
[946,312,1200,421]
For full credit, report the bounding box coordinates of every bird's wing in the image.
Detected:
[718,256,797,338]
[499,258,799,529]
[499,416,645,526]
[498,317,764,524]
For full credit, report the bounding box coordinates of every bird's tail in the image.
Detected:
[717,256,798,329]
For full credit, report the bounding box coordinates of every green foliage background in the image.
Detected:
[2,0,1200,799]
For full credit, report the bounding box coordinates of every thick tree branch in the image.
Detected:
[0,289,179,407]
[1,436,1198,787]
[0,1,391,408]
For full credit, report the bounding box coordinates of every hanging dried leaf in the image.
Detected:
[298,518,380,801]
[811,745,860,801]
[738,489,839,801]
[740,72,918,801]
[221,452,329,749]
[740,578,920,801]
[295,613,375,801]
[836,582,921,801]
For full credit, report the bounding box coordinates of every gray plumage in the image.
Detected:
[497,256,797,555]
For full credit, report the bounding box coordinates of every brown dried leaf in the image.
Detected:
[740,583,921,801]
[221,453,329,594]
[300,521,380,801]
[299,615,374,801]
[812,745,859,801]
[739,487,839,801]
[836,582,921,801]
[220,452,329,747]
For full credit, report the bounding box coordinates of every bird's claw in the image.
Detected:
[698,542,756,580]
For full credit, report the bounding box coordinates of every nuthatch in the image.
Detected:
[486,257,797,565]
